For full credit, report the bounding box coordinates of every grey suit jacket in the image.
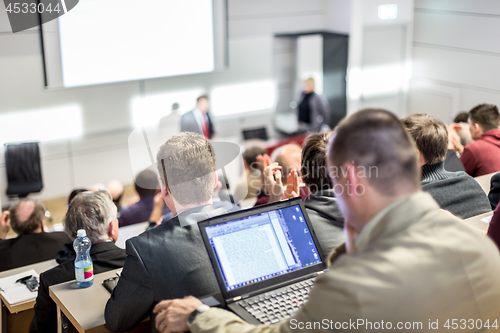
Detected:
[180,109,215,138]
[105,205,227,332]
[190,192,500,333]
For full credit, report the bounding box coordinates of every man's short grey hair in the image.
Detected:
[64,190,117,242]
[157,132,216,206]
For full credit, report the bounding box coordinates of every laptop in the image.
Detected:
[198,197,327,324]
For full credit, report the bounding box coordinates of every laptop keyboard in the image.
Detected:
[237,277,315,324]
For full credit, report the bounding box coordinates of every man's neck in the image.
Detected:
[172,200,213,217]
[354,189,418,233]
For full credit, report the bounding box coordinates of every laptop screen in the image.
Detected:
[205,204,322,292]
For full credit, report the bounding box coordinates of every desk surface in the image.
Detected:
[0,260,57,314]
[475,172,496,194]
[50,269,121,333]
[115,222,149,249]
[463,211,493,232]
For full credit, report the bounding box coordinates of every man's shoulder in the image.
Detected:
[181,110,195,120]
[128,218,179,248]
[40,231,72,243]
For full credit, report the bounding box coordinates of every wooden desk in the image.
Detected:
[0,260,57,333]
[50,269,149,333]
[115,222,149,249]
[475,172,496,194]
[463,211,493,233]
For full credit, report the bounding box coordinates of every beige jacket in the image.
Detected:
[191,192,500,333]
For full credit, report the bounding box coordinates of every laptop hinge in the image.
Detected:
[227,271,321,304]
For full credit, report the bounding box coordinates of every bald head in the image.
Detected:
[9,199,46,235]
[89,183,106,192]
[275,144,302,183]
[107,181,124,200]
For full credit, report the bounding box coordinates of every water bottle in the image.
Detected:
[74,229,94,288]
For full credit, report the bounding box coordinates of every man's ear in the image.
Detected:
[41,219,46,231]
[343,162,359,197]
[108,219,119,242]
[213,171,219,189]
[158,177,169,198]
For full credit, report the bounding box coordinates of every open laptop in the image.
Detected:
[199,197,327,325]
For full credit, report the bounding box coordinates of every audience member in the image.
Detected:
[233,146,266,202]
[152,109,500,333]
[0,199,70,272]
[487,203,500,249]
[89,183,106,191]
[299,132,344,257]
[402,114,491,218]
[451,111,473,146]
[489,172,500,210]
[274,144,302,184]
[297,77,330,132]
[105,132,227,332]
[458,104,500,176]
[29,191,125,333]
[180,95,216,139]
[107,180,124,213]
[118,169,170,227]
[68,188,87,205]
[254,144,307,208]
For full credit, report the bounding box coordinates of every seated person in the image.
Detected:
[152,108,500,333]
[487,203,500,249]
[402,114,491,219]
[29,191,126,333]
[0,199,70,272]
[107,180,124,213]
[457,104,500,177]
[118,169,170,227]
[233,146,267,202]
[105,132,228,332]
[300,132,344,257]
[489,172,500,210]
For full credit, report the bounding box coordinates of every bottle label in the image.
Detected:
[76,264,94,281]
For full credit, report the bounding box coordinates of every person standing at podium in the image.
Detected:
[297,78,330,132]
[180,95,216,139]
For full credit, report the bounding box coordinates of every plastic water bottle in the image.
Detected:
[74,229,94,288]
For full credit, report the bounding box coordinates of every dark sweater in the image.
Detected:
[303,189,345,258]
[421,162,491,219]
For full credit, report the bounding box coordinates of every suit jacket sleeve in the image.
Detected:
[487,205,500,250]
[29,273,57,333]
[488,173,500,210]
[317,94,330,126]
[105,239,154,332]
[190,264,359,333]
[460,146,477,176]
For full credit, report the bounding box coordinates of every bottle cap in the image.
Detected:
[77,229,86,238]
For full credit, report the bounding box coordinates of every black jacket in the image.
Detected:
[303,189,345,258]
[0,231,71,272]
[29,242,126,333]
[105,205,227,332]
[489,172,500,210]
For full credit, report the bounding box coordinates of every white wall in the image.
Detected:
[0,0,330,204]
[409,0,500,122]
[346,0,414,118]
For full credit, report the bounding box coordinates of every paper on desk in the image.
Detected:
[481,215,493,224]
[0,269,39,305]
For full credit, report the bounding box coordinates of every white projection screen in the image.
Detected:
[41,0,227,88]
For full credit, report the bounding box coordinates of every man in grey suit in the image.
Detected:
[105,132,227,332]
[181,95,216,139]
[153,109,500,333]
